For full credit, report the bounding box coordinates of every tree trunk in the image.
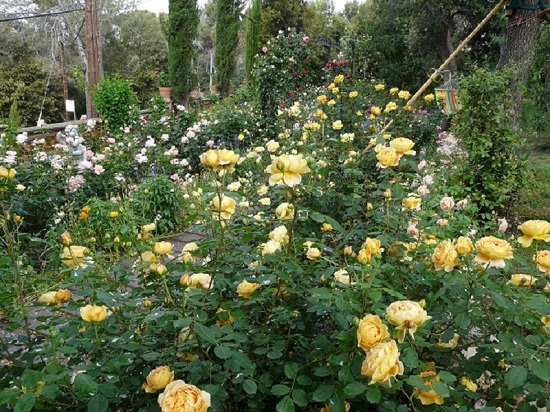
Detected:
[497,1,544,129]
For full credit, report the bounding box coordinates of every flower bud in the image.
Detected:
[180,274,191,286]
[60,231,72,246]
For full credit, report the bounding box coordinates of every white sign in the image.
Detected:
[65,100,75,113]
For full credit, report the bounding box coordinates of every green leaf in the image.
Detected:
[14,393,35,412]
[232,351,254,372]
[284,362,300,379]
[292,389,308,407]
[312,384,333,402]
[525,296,550,315]
[366,387,381,403]
[142,352,160,362]
[454,312,471,328]
[41,385,60,400]
[437,371,457,383]
[490,292,509,309]
[505,366,528,389]
[344,382,366,396]
[214,346,232,359]
[401,347,419,369]
[87,394,108,412]
[309,212,345,233]
[193,323,217,344]
[276,396,295,412]
[243,379,257,395]
[74,374,98,394]
[528,359,550,381]
[432,381,449,397]
[272,384,291,396]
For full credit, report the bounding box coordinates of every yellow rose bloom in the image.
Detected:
[384,102,398,113]
[141,250,158,271]
[158,380,211,412]
[370,106,381,116]
[334,74,344,83]
[212,195,236,219]
[142,223,156,233]
[389,87,399,95]
[60,245,88,268]
[55,289,71,303]
[321,223,333,232]
[535,250,550,273]
[317,94,328,104]
[80,305,108,322]
[236,279,260,298]
[265,154,310,187]
[375,83,385,91]
[38,291,57,304]
[307,247,322,260]
[143,366,175,393]
[333,269,350,284]
[385,300,431,342]
[361,340,404,386]
[432,240,458,272]
[376,146,400,168]
[332,120,343,130]
[269,225,289,244]
[0,166,16,180]
[390,137,416,155]
[474,236,513,269]
[357,314,390,352]
[109,211,119,218]
[349,91,358,98]
[153,241,174,256]
[362,238,383,255]
[200,149,239,172]
[455,236,474,255]
[189,273,213,289]
[398,90,411,100]
[508,274,537,286]
[414,371,444,405]
[275,202,294,220]
[357,248,372,264]
[402,196,421,210]
[517,220,550,247]
[424,93,435,102]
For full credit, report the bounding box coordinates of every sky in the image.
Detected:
[137,0,352,15]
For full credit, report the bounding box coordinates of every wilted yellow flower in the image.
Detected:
[508,274,537,286]
[157,380,211,412]
[37,291,57,304]
[414,371,444,405]
[60,245,88,268]
[212,195,236,219]
[60,231,72,246]
[55,289,71,303]
[432,240,458,272]
[80,305,108,322]
[357,314,389,351]
[474,236,513,269]
[376,146,400,168]
[265,154,310,187]
[143,366,175,393]
[385,300,431,342]
[390,137,415,155]
[153,241,173,256]
[361,339,404,386]
[536,250,550,273]
[236,279,260,298]
[435,333,459,350]
[517,220,550,247]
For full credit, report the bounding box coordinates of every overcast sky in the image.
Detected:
[137,0,354,15]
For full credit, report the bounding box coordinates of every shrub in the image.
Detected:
[92,76,135,131]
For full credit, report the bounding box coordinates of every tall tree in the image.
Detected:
[260,0,307,43]
[168,0,199,103]
[245,0,262,85]
[215,0,243,96]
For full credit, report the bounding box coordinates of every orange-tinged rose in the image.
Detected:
[517,220,550,247]
[143,366,175,393]
[508,274,537,286]
[55,289,71,303]
[432,240,458,272]
[455,236,474,255]
[361,340,404,386]
[474,236,513,269]
[362,237,384,256]
[357,248,372,264]
[60,231,72,246]
[236,279,260,298]
[80,305,108,322]
[265,154,310,187]
[390,137,415,155]
[38,291,57,304]
[385,300,431,342]
[357,314,390,351]
[535,250,550,273]
[414,371,444,405]
[158,380,211,412]
[60,245,88,268]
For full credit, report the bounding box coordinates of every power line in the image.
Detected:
[0,9,83,23]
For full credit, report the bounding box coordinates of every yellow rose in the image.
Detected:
[508,274,537,286]
[424,93,435,102]
[536,250,550,273]
[55,289,71,303]
[141,250,158,271]
[236,279,260,298]
[517,220,550,247]
[361,340,404,385]
[110,211,119,218]
[317,95,328,104]
[460,376,478,392]
[402,196,421,210]
[142,223,156,233]
[275,202,294,220]
[414,371,444,405]
[0,166,16,180]
[332,120,343,130]
[333,269,350,284]
[320,401,350,412]
[362,238,383,255]
[60,231,72,246]
[385,300,431,342]
[349,91,358,98]
[370,106,381,116]
[357,248,372,264]
[261,240,282,256]
[38,291,57,304]
[390,137,415,155]
[80,305,108,322]
[158,380,211,412]
[269,225,289,244]
[334,74,344,83]
[189,273,213,289]
[435,333,459,350]
[455,236,474,255]
[432,240,458,272]
[376,146,400,168]
[143,366,175,393]
[307,247,322,260]
[384,102,398,113]
[153,241,173,256]
[321,223,333,232]
[199,149,239,172]
[212,195,236,219]
[389,87,399,95]
[474,236,513,269]
[375,84,385,91]
[60,245,88,268]
[398,90,411,100]
[265,154,310,187]
[357,314,390,352]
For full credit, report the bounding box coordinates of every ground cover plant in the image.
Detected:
[0,36,549,412]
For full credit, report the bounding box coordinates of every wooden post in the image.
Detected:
[84,0,102,118]
[59,41,70,122]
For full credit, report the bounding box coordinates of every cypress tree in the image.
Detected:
[168,0,199,103]
[215,0,243,97]
[245,0,261,86]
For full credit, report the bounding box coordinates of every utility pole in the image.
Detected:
[84,0,102,118]
[59,41,70,122]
